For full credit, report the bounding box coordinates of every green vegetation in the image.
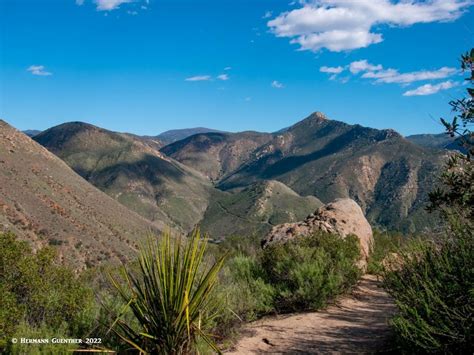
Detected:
[367,230,405,275]
[0,232,96,352]
[214,232,362,341]
[382,226,473,353]
[382,49,474,353]
[108,230,226,353]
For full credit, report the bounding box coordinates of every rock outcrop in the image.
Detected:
[262,198,373,266]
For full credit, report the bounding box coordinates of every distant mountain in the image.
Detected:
[34,122,221,232]
[23,129,41,137]
[406,133,454,149]
[200,180,322,239]
[406,133,466,153]
[157,127,226,144]
[160,131,273,182]
[0,120,163,269]
[215,113,445,233]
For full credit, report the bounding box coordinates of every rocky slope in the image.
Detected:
[200,180,322,239]
[161,131,273,182]
[215,113,445,232]
[0,120,164,269]
[34,122,220,232]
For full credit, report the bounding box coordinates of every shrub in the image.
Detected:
[261,232,362,312]
[0,232,96,351]
[367,230,405,275]
[108,229,226,354]
[382,225,474,353]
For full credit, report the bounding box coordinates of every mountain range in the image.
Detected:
[1,112,452,266]
[0,120,164,269]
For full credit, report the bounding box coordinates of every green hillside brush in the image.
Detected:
[382,225,473,353]
[108,230,226,354]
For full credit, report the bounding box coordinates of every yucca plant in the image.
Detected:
[108,229,226,354]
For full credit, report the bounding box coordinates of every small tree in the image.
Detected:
[428,48,474,221]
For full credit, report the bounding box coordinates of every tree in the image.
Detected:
[428,48,474,221]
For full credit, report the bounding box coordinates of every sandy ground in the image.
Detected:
[225,275,396,354]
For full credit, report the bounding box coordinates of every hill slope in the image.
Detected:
[218,113,445,232]
[161,131,273,182]
[34,122,220,232]
[199,180,322,239]
[0,120,163,269]
[157,127,226,144]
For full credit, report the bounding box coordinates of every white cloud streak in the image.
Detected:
[185,75,212,82]
[271,80,285,89]
[95,0,133,11]
[403,80,458,96]
[217,74,229,81]
[320,65,344,74]
[27,65,52,76]
[268,0,472,52]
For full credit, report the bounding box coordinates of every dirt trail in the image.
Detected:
[226,275,396,354]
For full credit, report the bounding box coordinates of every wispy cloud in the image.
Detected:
[27,65,52,76]
[263,11,273,19]
[362,66,457,84]
[185,75,212,82]
[268,0,472,52]
[349,60,382,74]
[320,66,344,74]
[403,80,458,96]
[217,74,229,81]
[76,0,85,5]
[224,66,232,71]
[271,80,285,89]
[95,0,133,11]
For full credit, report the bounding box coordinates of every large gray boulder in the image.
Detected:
[262,198,373,267]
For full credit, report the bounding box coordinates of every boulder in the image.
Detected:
[262,198,373,267]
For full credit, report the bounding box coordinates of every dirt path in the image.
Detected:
[226,275,396,354]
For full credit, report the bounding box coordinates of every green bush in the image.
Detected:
[0,232,96,351]
[367,230,405,275]
[261,232,361,312]
[211,232,362,343]
[382,225,474,353]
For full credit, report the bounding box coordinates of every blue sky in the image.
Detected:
[1,0,473,136]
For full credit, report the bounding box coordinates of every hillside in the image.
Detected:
[0,120,164,269]
[34,122,220,232]
[157,127,226,144]
[200,180,322,239]
[161,131,273,182]
[406,133,467,154]
[217,113,445,232]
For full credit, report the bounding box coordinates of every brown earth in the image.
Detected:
[226,275,396,354]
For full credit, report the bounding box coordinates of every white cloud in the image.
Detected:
[224,66,232,71]
[403,80,458,96]
[349,60,382,74]
[217,74,229,81]
[185,75,212,82]
[27,65,52,76]
[361,66,456,84]
[263,11,273,19]
[268,0,472,52]
[76,0,85,5]
[320,65,344,74]
[271,80,285,89]
[95,0,132,11]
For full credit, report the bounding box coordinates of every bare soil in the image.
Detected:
[226,275,396,354]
